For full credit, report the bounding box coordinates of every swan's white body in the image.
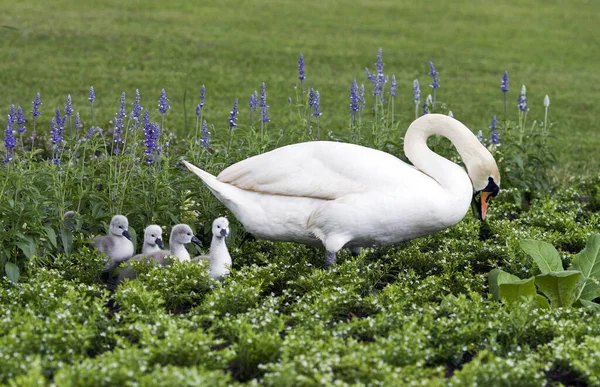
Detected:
[184,114,499,265]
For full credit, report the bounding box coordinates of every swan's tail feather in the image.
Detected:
[183,160,217,182]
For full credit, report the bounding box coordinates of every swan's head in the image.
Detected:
[170,224,202,246]
[212,217,229,238]
[470,162,500,221]
[144,224,164,249]
[110,215,131,240]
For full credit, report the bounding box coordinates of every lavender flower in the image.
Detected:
[143,121,160,164]
[288,96,293,105]
[196,104,201,117]
[89,86,96,103]
[158,89,170,114]
[229,98,239,128]
[50,117,63,164]
[429,61,439,89]
[366,48,389,99]
[349,78,360,113]
[4,114,16,160]
[312,91,322,117]
[200,85,205,108]
[200,120,210,148]
[118,92,126,118]
[55,108,65,131]
[113,92,126,152]
[16,106,26,134]
[309,88,316,110]
[32,92,42,118]
[518,85,527,111]
[389,75,397,96]
[85,126,95,139]
[500,71,509,93]
[298,54,305,82]
[9,105,15,122]
[249,92,257,111]
[490,115,497,130]
[260,82,270,123]
[75,112,83,129]
[489,116,500,145]
[413,79,421,104]
[65,95,73,116]
[132,89,142,125]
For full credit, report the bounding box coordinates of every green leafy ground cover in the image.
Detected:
[1,0,600,385]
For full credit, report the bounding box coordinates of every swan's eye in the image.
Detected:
[187,233,191,236]
[119,226,122,229]
[151,234,155,237]
[217,225,221,228]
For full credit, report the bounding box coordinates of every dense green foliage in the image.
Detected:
[1,178,599,385]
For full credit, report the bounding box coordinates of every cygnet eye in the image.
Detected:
[151,234,155,237]
[119,226,123,229]
[217,225,221,228]
[187,232,191,236]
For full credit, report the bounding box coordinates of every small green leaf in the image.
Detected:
[498,276,537,302]
[60,228,73,257]
[520,239,563,273]
[569,234,600,301]
[5,262,20,283]
[535,271,582,308]
[488,269,520,301]
[16,238,37,259]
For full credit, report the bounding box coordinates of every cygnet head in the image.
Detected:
[170,224,202,246]
[110,215,131,240]
[144,224,164,248]
[212,217,229,238]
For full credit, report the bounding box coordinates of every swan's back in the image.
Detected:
[217,141,434,200]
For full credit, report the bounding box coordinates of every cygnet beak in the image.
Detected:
[122,230,132,241]
[220,228,228,237]
[191,235,202,246]
[155,238,164,248]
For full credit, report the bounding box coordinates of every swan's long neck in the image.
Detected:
[170,243,190,262]
[404,114,483,193]
[209,236,231,267]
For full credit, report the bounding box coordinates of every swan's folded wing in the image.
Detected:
[217,142,372,200]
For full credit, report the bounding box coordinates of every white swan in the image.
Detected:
[95,215,134,271]
[191,217,232,280]
[183,114,500,267]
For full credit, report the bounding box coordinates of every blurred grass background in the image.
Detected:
[1,0,598,172]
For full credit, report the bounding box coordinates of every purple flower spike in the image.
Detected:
[413,79,421,104]
[389,75,397,96]
[119,92,126,119]
[490,116,497,130]
[50,117,62,146]
[501,71,509,93]
[309,88,316,109]
[143,121,160,164]
[200,120,210,148]
[288,96,293,105]
[260,82,270,123]
[89,86,95,103]
[298,54,306,82]
[85,126,95,139]
[490,130,500,145]
[55,108,64,130]
[200,85,205,108]
[229,98,238,128]
[429,61,439,89]
[158,89,170,114]
[16,106,26,134]
[5,113,16,157]
[518,85,527,112]
[65,95,73,116]
[312,91,322,117]
[249,93,257,111]
[75,112,83,129]
[132,89,142,124]
[359,84,365,107]
[32,92,42,117]
[349,79,360,111]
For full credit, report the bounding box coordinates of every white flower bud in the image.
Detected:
[544,95,550,107]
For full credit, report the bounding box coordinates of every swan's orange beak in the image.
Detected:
[480,191,492,220]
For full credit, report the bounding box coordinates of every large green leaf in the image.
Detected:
[535,271,582,308]
[579,299,600,311]
[520,239,563,273]
[498,276,537,302]
[569,234,600,301]
[488,269,520,301]
[4,262,20,283]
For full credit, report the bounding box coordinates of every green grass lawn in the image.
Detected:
[1,0,599,172]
